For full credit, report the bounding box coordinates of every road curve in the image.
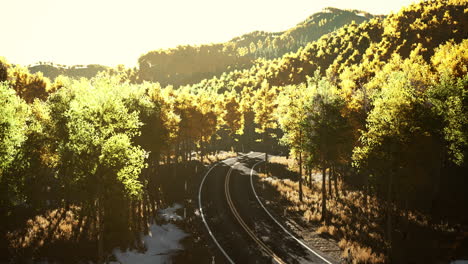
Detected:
[199,152,338,263]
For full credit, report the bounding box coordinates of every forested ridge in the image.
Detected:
[27,8,375,86]
[1,0,467,263]
[134,7,378,87]
[28,63,110,81]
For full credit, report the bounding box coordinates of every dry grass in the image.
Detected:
[7,206,82,250]
[269,155,320,175]
[340,238,386,264]
[269,156,296,170]
[260,158,391,263]
[203,151,237,164]
[260,160,458,264]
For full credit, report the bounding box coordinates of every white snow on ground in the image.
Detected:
[159,203,183,221]
[112,223,187,264]
[111,203,187,264]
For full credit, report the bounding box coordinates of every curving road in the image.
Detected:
[198,152,338,263]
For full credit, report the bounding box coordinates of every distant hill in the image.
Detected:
[232,7,380,59]
[28,63,109,80]
[186,0,467,93]
[137,8,378,87]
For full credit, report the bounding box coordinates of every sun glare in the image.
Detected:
[1,0,418,67]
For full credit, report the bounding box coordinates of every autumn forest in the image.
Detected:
[1,0,467,263]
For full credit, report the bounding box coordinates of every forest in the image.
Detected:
[1,0,467,263]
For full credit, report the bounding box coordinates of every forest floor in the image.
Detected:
[258,156,468,264]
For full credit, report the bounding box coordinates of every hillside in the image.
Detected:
[186,0,467,93]
[25,8,377,86]
[28,63,109,80]
[137,7,377,87]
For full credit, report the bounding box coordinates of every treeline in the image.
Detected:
[28,63,110,80]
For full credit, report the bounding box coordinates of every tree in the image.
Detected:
[428,74,468,166]
[304,77,348,223]
[219,89,244,150]
[352,69,428,254]
[222,89,244,137]
[431,39,468,79]
[0,57,10,82]
[8,65,50,103]
[253,80,278,171]
[48,77,146,263]
[276,83,312,201]
[0,83,30,214]
[0,83,29,179]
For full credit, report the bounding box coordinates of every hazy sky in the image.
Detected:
[1,0,419,67]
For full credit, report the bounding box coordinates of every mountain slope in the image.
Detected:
[186,0,466,93]
[137,8,377,87]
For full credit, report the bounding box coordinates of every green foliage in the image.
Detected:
[353,71,421,169]
[48,76,147,199]
[0,83,30,178]
[303,78,348,168]
[428,74,468,165]
[276,83,311,153]
[100,134,145,197]
[253,80,278,137]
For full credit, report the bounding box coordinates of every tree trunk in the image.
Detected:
[386,168,393,258]
[341,167,347,197]
[333,166,339,199]
[328,167,332,198]
[363,171,369,209]
[188,140,192,161]
[309,166,313,189]
[97,195,104,264]
[198,139,202,163]
[431,143,444,225]
[184,139,190,162]
[298,152,303,202]
[264,132,268,176]
[321,167,327,223]
[143,193,150,234]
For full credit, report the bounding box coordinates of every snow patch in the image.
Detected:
[112,223,188,264]
[159,203,183,221]
[111,203,187,264]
